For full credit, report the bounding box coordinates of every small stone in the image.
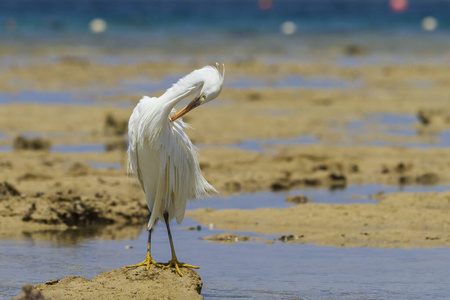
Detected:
[270,181,288,191]
[278,234,304,242]
[303,178,321,186]
[286,195,313,204]
[225,181,241,192]
[201,233,250,244]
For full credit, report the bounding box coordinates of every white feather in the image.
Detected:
[127,65,223,230]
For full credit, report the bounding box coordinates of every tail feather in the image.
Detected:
[147,175,164,230]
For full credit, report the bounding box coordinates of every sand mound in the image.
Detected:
[29,266,203,300]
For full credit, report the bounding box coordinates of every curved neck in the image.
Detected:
[159,84,199,113]
[158,71,205,116]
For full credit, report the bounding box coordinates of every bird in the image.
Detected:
[125,63,225,276]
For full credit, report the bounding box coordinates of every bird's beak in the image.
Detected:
[170,95,203,122]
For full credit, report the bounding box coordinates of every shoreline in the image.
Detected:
[1,47,450,298]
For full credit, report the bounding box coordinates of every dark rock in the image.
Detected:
[418,109,431,125]
[17,173,52,182]
[105,139,127,152]
[225,181,242,192]
[416,173,439,185]
[247,92,262,101]
[104,113,128,136]
[13,136,51,151]
[399,176,413,185]
[67,162,90,176]
[350,164,359,173]
[202,233,250,244]
[343,44,368,56]
[278,234,304,242]
[395,162,409,173]
[312,164,328,171]
[11,284,49,300]
[328,173,347,189]
[0,181,21,197]
[303,178,321,186]
[270,181,289,191]
[329,173,346,181]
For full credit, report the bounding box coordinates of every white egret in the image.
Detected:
[125,63,225,276]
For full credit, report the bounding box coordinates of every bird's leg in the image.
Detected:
[125,217,163,270]
[163,211,200,276]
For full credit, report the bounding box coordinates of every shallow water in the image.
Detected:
[345,113,450,148]
[1,112,449,156]
[189,183,450,210]
[222,135,318,153]
[88,161,122,170]
[227,76,362,90]
[2,219,449,299]
[2,183,450,299]
[228,113,450,151]
[0,145,12,152]
[0,91,96,106]
[51,144,105,153]
[0,90,134,107]
[0,144,106,153]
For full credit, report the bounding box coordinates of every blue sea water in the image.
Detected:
[1,0,450,51]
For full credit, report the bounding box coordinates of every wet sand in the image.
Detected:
[1,51,450,298]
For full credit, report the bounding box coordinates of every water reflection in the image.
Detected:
[0,224,143,246]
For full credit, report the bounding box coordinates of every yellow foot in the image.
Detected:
[163,258,200,277]
[125,252,164,270]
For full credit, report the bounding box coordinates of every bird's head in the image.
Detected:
[170,63,225,122]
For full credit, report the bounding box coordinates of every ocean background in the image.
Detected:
[1,0,450,62]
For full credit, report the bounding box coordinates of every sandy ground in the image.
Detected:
[1,60,450,146]
[1,53,450,298]
[2,145,450,242]
[188,191,450,248]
